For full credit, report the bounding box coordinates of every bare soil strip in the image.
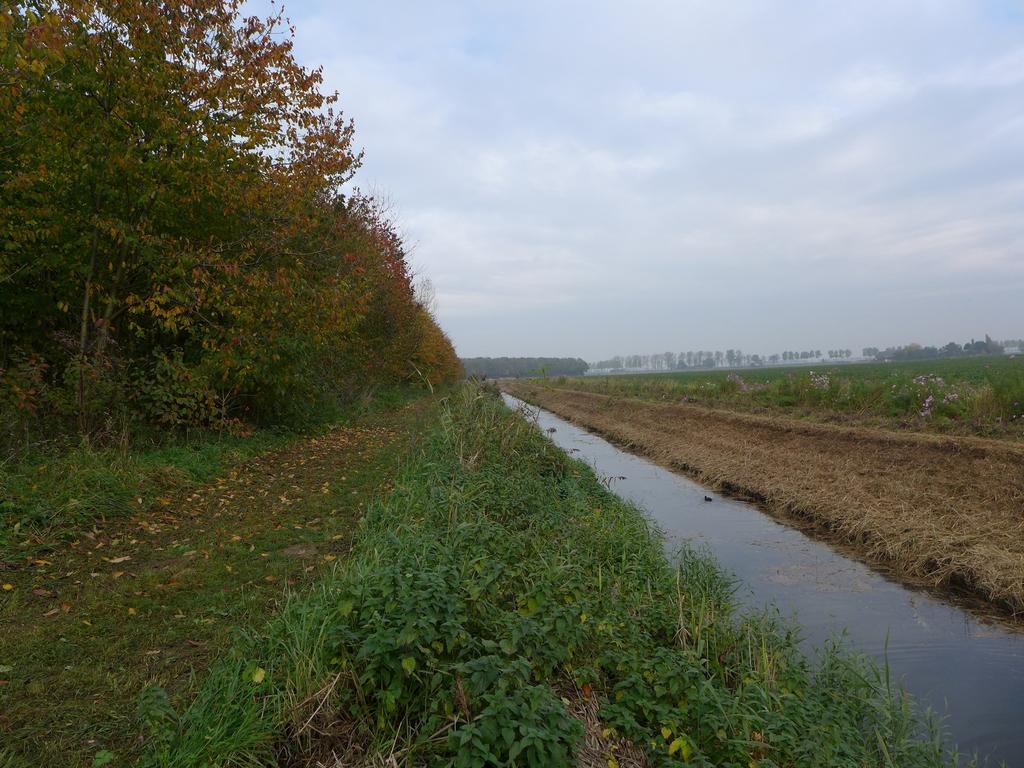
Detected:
[504,383,1024,615]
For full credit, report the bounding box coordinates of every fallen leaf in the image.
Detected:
[3,583,13,591]
[105,556,131,564]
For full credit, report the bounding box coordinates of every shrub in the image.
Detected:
[131,350,221,429]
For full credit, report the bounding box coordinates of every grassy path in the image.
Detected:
[0,397,437,768]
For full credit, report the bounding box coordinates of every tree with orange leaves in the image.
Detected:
[1,1,459,437]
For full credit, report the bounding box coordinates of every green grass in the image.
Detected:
[0,390,438,767]
[140,385,967,767]
[0,432,288,559]
[548,356,1024,437]
[0,386,425,560]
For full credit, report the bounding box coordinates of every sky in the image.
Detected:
[261,0,1024,360]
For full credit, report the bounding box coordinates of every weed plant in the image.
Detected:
[139,385,964,767]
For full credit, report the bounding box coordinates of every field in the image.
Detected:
[0,387,966,766]
[551,356,1024,439]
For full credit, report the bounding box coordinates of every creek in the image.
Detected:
[503,394,1024,765]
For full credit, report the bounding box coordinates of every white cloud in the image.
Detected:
[270,0,1024,357]
[944,47,1024,89]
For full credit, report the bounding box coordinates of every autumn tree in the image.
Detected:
[1,1,459,441]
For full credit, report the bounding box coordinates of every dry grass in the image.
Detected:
[505,383,1024,615]
[561,684,649,768]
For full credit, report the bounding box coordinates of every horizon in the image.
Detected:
[462,332,1019,364]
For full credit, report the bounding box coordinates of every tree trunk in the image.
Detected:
[77,226,99,435]
[94,254,125,358]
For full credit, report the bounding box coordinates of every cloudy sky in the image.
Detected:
[267,1,1023,359]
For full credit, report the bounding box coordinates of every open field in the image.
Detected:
[503,381,1024,616]
[129,387,957,767]
[0,395,437,767]
[554,356,1024,439]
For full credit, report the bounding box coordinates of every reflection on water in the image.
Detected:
[503,394,1024,766]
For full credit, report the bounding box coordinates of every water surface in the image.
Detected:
[503,394,1024,765]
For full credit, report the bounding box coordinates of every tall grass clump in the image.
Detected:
[139,385,962,767]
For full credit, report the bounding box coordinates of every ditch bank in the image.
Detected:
[504,393,1024,764]
[137,387,956,767]
[502,383,1024,615]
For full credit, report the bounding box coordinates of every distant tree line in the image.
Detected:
[462,357,589,379]
[591,335,1017,373]
[591,349,805,371]
[868,336,1004,361]
[593,351,758,371]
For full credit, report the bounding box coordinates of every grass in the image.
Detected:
[0,390,438,767]
[138,385,965,767]
[0,432,289,560]
[548,356,1024,438]
[0,386,421,561]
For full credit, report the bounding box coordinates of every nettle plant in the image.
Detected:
[327,510,590,763]
[314,391,950,767]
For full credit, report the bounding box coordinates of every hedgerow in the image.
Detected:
[1,2,460,456]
